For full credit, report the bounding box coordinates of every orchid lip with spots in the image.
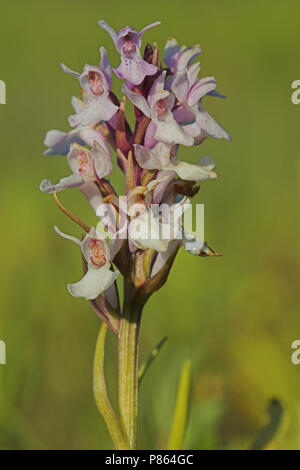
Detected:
[40,19,230,450]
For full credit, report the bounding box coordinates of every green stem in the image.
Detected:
[118,284,141,449]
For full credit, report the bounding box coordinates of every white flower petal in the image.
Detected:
[98,20,118,46]
[148,71,167,108]
[99,46,112,90]
[91,141,113,179]
[164,158,217,181]
[129,212,169,252]
[39,174,84,193]
[187,63,201,88]
[134,144,158,169]
[154,118,194,146]
[152,170,175,204]
[129,207,182,252]
[44,126,110,157]
[187,76,217,107]
[71,96,85,114]
[54,226,81,246]
[140,21,161,37]
[134,142,171,170]
[177,45,202,72]
[150,90,172,114]
[115,57,157,86]
[78,127,111,154]
[67,266,119,300]
[60,63,80,78]
[196,105,231,141]
[171,72,189,104]
[122,84,151,117]
[69,98,118,127]
[79,182,104,213]
[43,129,82,156]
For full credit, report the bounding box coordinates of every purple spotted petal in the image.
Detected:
[115,57,157,86]
[116,26,141,51]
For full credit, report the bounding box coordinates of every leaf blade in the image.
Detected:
[167,359,192,450]
[138,336,168,384]
[93,322,129,450]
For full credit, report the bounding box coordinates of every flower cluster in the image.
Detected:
[40,20,230,331]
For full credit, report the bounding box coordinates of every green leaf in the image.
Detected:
[138,337,168,384]
[167,359,192,450]
[93,322,129,450]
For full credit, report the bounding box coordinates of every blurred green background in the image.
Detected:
[0,0,299,450]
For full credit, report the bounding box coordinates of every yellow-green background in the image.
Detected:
[0,0,299,449]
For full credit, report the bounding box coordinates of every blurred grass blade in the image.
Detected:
[250,398,286,450]
[93,322,129,450]
[138,336,168,384]
[167,359,192,450]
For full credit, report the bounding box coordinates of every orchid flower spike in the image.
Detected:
[41,22,231,445]
[42,19,230,332]
[61,47,119,127]
[98,20,160,86]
